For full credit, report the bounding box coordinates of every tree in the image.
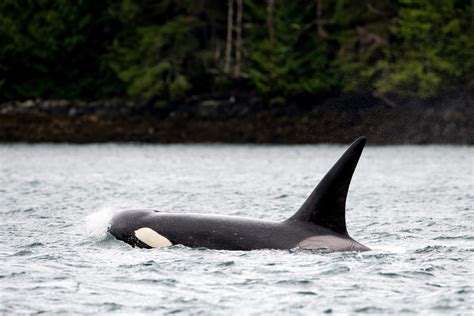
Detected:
[0,0,124,100]
[333,0,473,97]
[109,0,222,100]
[372,0,474,96]
[246,0,338,100]
[332,0,395,93]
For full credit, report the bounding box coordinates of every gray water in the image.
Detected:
[0,143,472,315]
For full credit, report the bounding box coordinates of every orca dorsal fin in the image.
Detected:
[287,137,366,235]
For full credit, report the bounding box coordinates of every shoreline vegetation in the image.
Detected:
[1,2,473,103]
[1,2,472,144]
[1,92,472,144]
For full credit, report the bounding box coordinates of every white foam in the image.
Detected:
[370,244,407,254]
[85,207,119,239]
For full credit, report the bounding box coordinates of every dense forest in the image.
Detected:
[0,0,473,103]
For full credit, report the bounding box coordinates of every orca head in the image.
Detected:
[108,210,153,248]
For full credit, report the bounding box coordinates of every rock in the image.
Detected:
[196,100,221,117]
[68,107,77,117]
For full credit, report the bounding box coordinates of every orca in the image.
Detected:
[108,137,370,252]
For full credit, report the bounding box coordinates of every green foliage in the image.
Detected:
[0,0,124,100]
[0,0,472,101]
[332,0,396,92]
[372,0,474,96]
[334,0,473,97]
[111,18,195,99]
[246,1,338,98]
[108,0,221,100]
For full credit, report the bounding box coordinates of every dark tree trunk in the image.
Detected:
[266,0,275,44]
[234,0,243,77]
[224,0,234,74]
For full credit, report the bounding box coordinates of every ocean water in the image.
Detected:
[0,143,472,315]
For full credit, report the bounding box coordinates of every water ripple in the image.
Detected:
[0,144,472,314]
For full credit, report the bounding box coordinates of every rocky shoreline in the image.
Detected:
[1,93,472,144]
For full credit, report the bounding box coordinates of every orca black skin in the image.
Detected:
[108,137,370,252]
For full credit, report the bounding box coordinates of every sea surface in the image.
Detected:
[0,143,472,315]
